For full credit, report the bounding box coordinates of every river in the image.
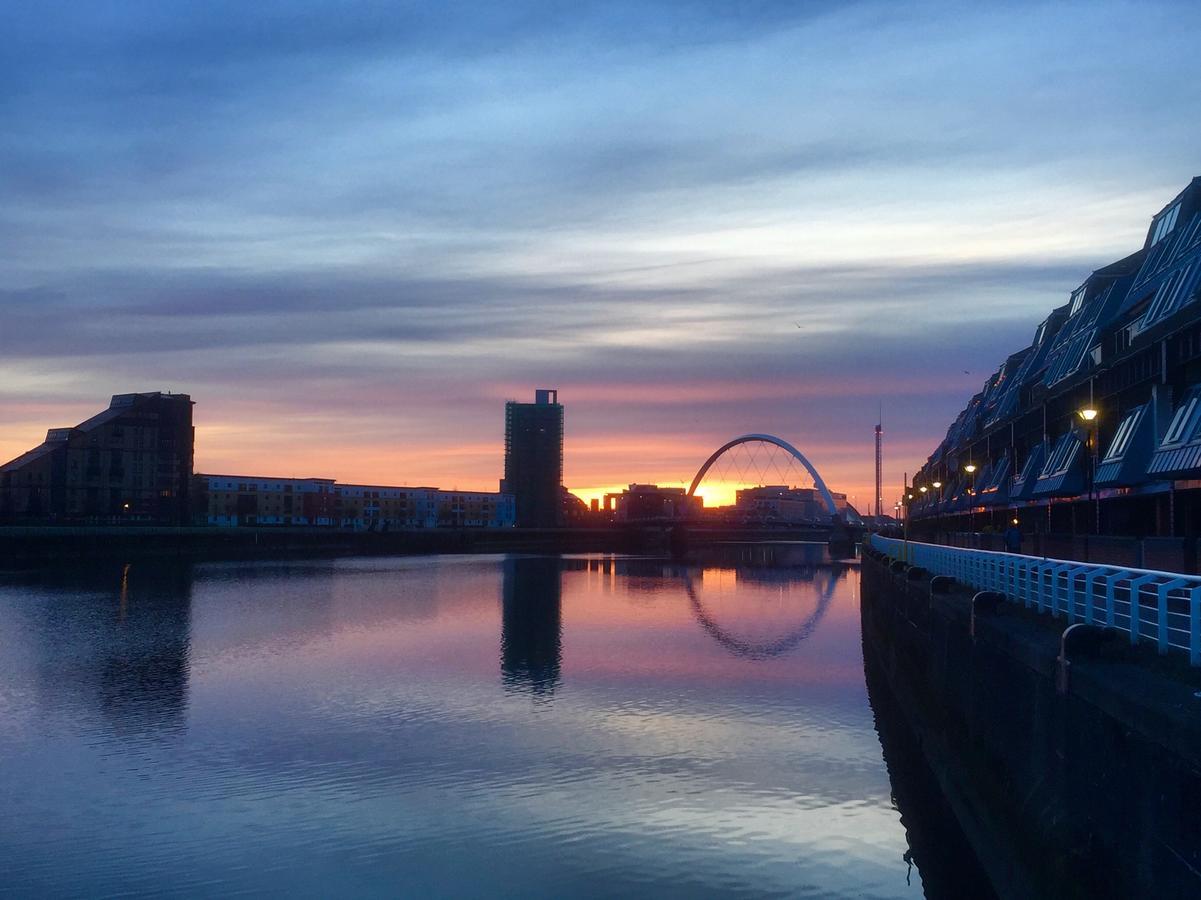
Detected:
[0,545,992,897]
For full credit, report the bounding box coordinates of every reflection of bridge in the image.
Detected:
[500,556,846,678]
[684,565,841,660]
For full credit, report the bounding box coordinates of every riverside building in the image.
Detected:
[0,392,194,524]
[908,177,1201,543]
[502,389,564,527]
[193,475,515,529]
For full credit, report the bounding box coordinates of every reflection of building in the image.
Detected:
[500,557,562,695]
[605,483,703,521]
[26,561,195,733]
[734,486,857,524]
[193,474,515,529]
[0,392,194,524]
[502,389,563,528]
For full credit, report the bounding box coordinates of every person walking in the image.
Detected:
[1003,519,1022,554]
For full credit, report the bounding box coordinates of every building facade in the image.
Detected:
[0,392,194,524]
[194,474,515,529]
[734,486,857,524]
[502,389,564,528]
[908,177,1201,538]
[604,484,703,521]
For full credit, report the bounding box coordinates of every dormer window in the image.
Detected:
[1068,285,1087,316]
[1034,320,1048,346]
[1162,393,1200,446]
[1151,202,1181,246]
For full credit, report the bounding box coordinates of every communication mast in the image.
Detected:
[874,404,883,520]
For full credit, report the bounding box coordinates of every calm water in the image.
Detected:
[0,546,990,898]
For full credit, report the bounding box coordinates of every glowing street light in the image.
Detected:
[964,463,977,473]
[932,481,942,489]
[1079,404,1100,531]
[919,485,928,493]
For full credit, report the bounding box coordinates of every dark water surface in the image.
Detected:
[0,546,991,898]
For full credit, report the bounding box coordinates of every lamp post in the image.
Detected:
[962,462,977,538]
[1078,405,1099,534]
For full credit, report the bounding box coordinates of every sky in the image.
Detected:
[3,0,1200,510]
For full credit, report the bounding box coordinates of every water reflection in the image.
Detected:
[0,550,989,898]
[500,556,563,696]
[4,561,194,737]
[685,567,838,660]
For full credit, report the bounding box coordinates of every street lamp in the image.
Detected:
[1079,404,1100,533]
[964,462,978,535]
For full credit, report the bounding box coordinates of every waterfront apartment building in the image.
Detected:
[908,177,1201,538]
[194,474,515,529]
[0,392,194,524]
[502,389,564,528]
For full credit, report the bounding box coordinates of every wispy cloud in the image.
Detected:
[2,0,1199,503]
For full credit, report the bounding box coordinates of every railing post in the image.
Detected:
[1155,578,1189,656]
[1126,574,1159,648]
[1190,588,1201,666]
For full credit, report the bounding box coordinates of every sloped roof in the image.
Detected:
[0,441,61,473]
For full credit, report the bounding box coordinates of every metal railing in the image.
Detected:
[870,534,1201,665]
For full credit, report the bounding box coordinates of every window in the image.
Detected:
[1141,264,1195,329]
[1102,406,1145,461]
[1014,445,1045,485]
[1069,285,1087,316]
[1151,202,1181,245]
[1162,395,1200,445]
[1046,330,1096,386]
[1041,432,1082,478]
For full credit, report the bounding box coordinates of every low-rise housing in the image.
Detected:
[193,474,515,529]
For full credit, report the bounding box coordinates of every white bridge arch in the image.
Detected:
[686,433,841,521]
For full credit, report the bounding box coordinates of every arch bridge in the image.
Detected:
[687,433,843,523]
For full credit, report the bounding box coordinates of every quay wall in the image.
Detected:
[861,549,1201,900]
[0,524,849,565]
[0,526,634,565]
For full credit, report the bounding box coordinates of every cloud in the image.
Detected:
[2,0,1200,501]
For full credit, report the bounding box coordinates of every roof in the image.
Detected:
[0,441,62,473]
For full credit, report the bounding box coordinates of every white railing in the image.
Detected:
[870,534,1201,665]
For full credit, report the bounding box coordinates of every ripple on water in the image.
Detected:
[0,555,977,898]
